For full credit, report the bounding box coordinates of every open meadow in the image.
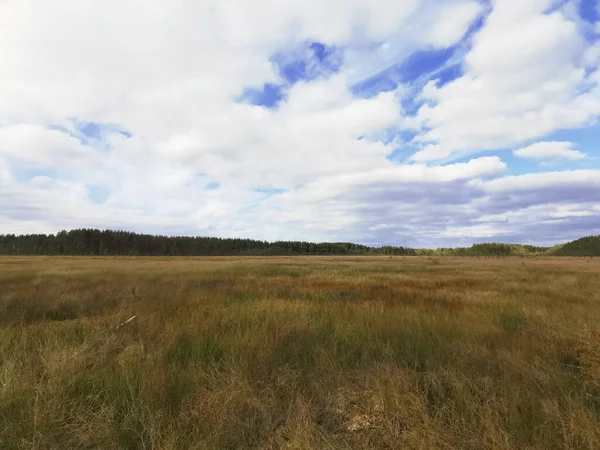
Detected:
[1,256,599,449]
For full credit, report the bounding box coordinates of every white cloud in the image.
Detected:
[317,0,484,86]
[285,156,506,200]
[0,0,478,126]
[513,141,586,161]
[153,76,403,190]
[440,224,510,239]
[0,0,599,246]
[410,1,598,162]
[478,170,600,193]
[584,43,600,67]
[0,124,98,167]
[474,203,597,225]
[424,1,484,48]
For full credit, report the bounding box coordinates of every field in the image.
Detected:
[1,256,599,449]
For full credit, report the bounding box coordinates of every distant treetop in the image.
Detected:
[0,229,598,257]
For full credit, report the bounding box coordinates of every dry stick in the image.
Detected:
[25,315,141,446]
[115,315,137,330]
[65,315,137,362]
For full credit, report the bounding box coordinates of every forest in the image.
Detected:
[1,229,598,257]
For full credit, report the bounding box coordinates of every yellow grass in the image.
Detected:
[1,256,599,449]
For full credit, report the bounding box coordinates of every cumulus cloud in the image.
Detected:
[424,1,484,48]
[409,0,598,162]
[0,124,99,168]
[513,141,586,162]
[0,0,599,246]
[478,170,600,193]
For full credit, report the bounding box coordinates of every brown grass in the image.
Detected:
[0,256,599,449]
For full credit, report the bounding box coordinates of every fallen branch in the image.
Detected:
[115,315,137,330]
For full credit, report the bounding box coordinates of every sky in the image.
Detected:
[1,0,600,248]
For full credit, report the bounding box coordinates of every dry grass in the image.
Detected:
[1,256,599,449]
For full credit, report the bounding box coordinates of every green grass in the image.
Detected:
[0,256,599,449]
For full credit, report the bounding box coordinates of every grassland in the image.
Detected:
[1,256,599,449]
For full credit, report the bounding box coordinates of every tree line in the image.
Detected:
[549,235,600,257]
[0,229,413,257]
[0,229,597,257]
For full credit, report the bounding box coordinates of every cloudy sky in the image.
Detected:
[1,0,599,247]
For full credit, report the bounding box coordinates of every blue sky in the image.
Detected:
[1,0,600,246]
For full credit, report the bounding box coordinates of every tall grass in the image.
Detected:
[0,256,599,449]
